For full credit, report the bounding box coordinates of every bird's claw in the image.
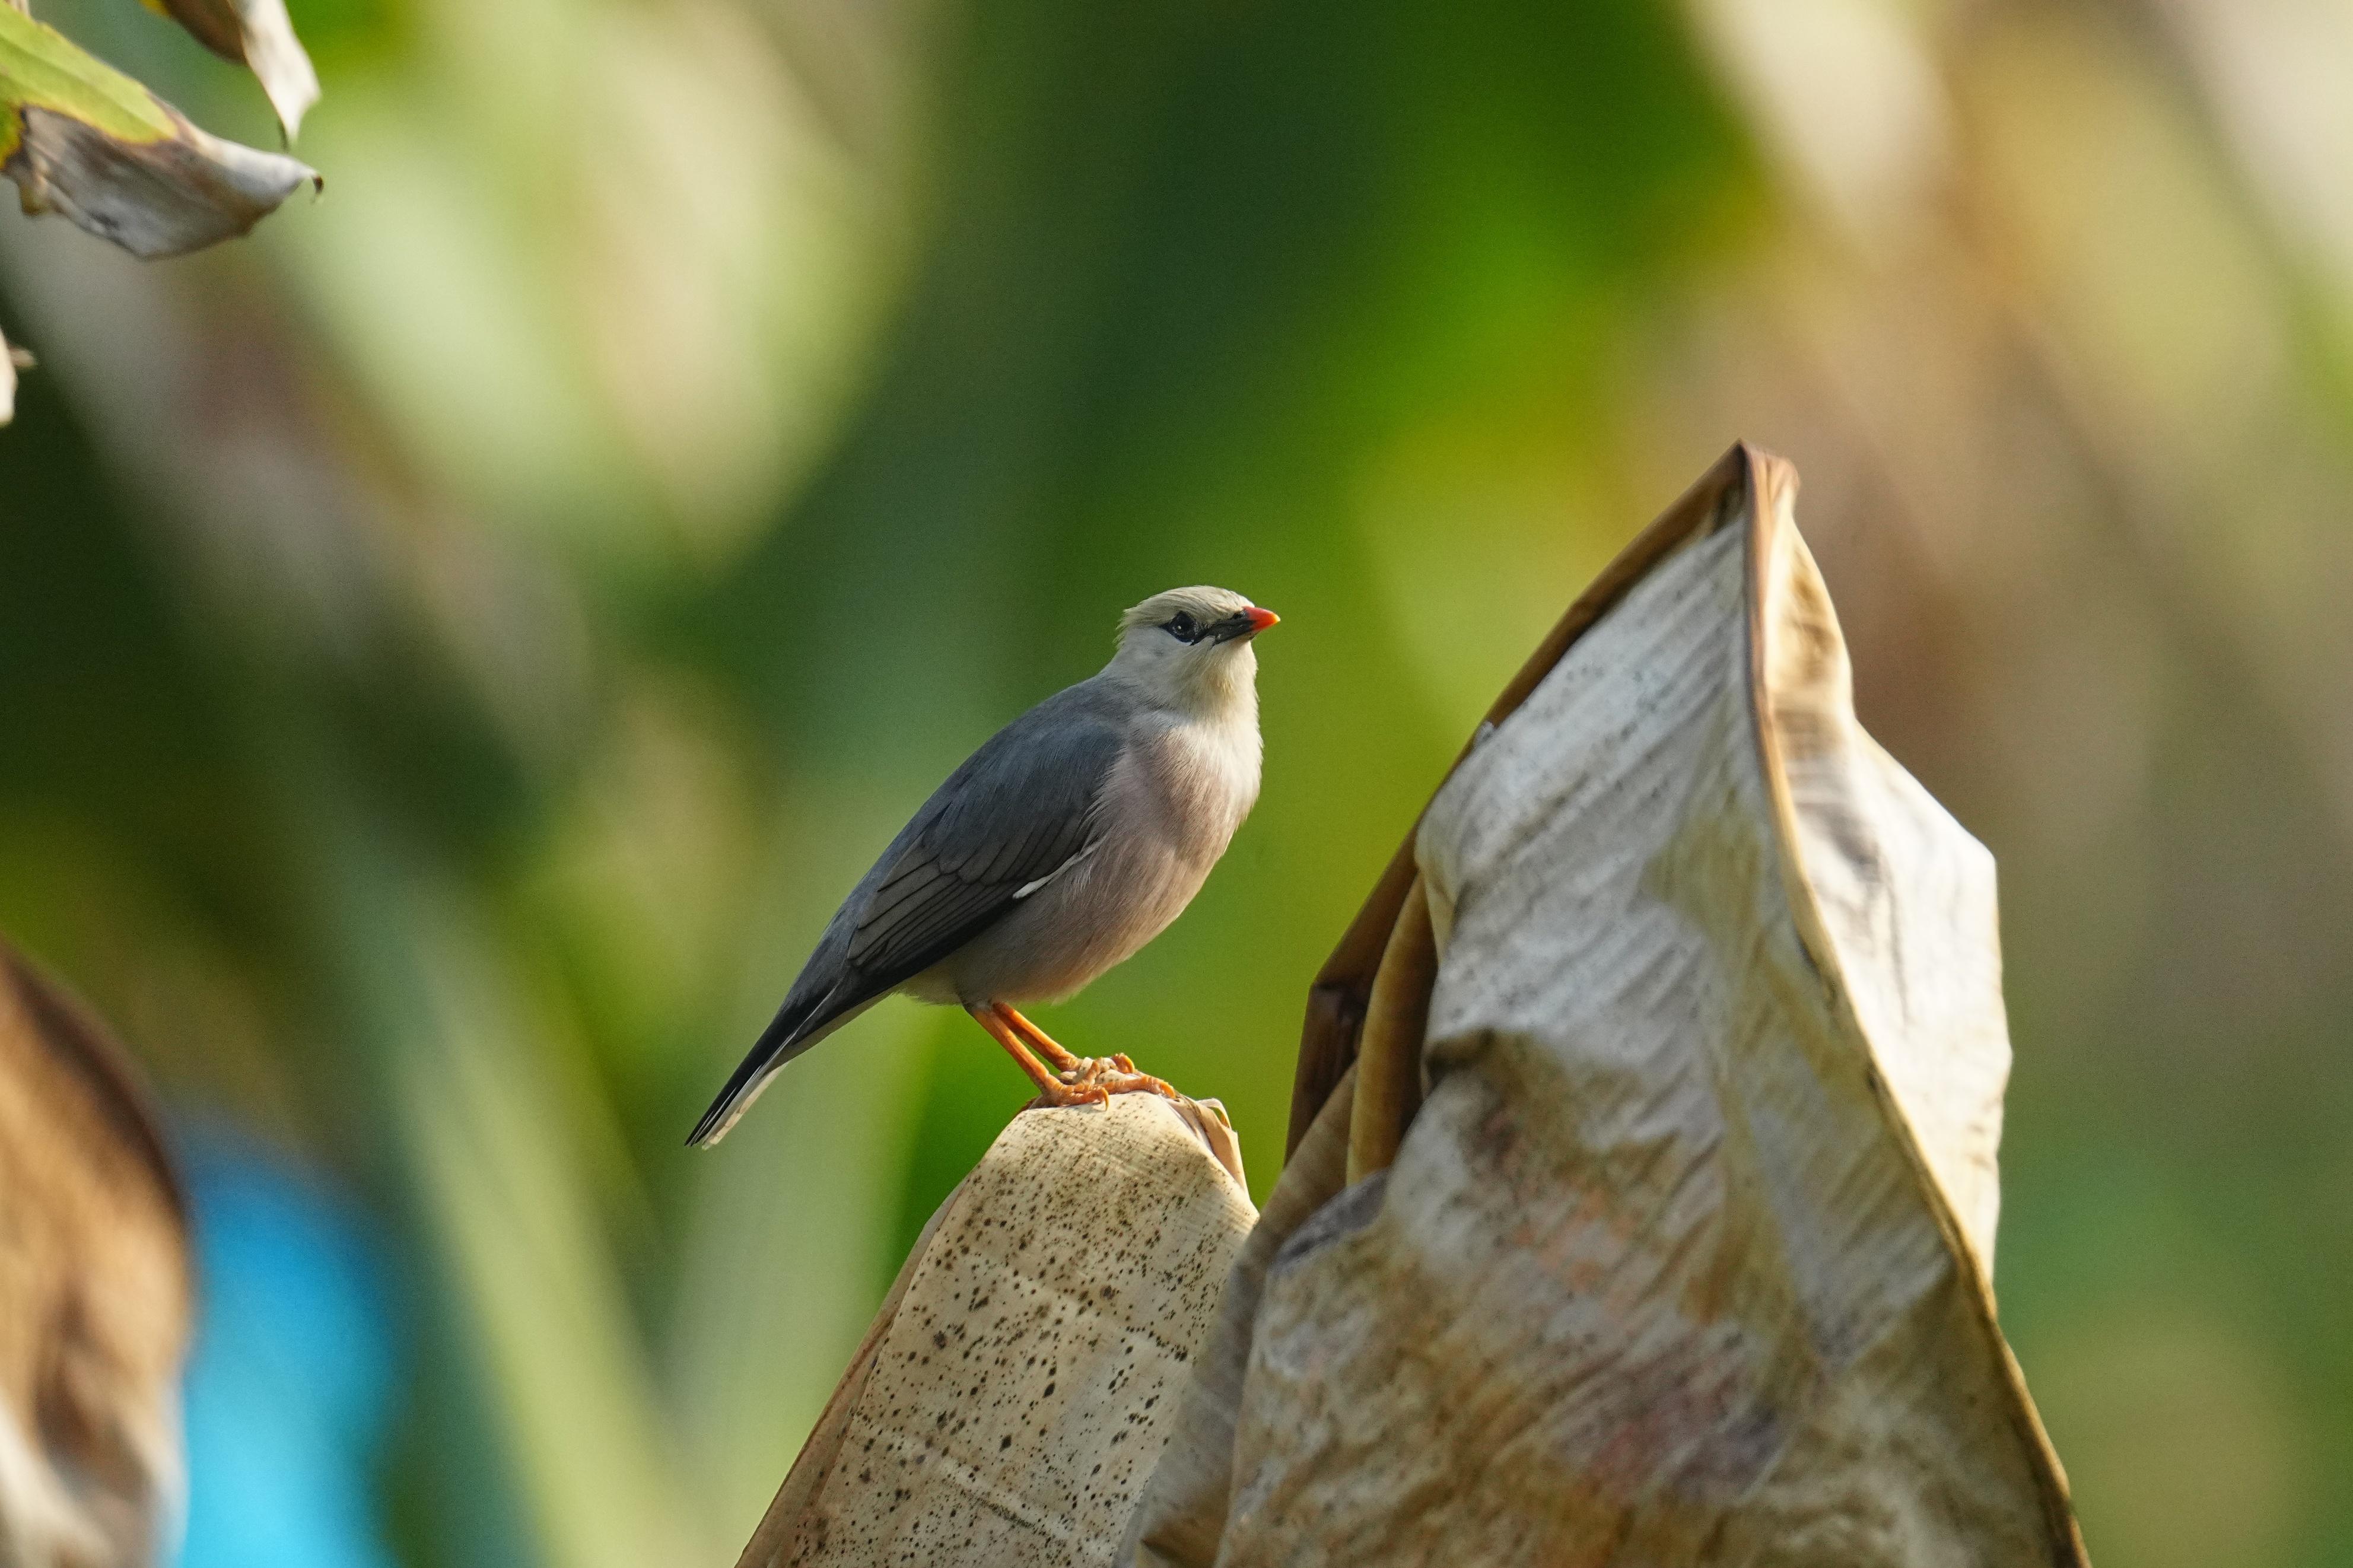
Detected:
[1054,1054,1139,1083]
[1035,1054,1180,1108]
[1029,1074,1112,1109]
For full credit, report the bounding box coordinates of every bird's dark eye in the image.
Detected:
[1163,612,1200,643]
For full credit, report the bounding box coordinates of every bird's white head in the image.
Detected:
[1106,585,1279,716]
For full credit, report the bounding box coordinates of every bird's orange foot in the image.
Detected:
[1027,1073,1113,1109]
[971,1003,1178,1109]
[1054,1056,1180,1103]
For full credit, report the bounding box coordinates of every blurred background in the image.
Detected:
[1,0,2346,1563]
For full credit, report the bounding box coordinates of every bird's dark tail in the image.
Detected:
[686,985,839,1147]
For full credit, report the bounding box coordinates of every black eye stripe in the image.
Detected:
[1163,612,1200,643]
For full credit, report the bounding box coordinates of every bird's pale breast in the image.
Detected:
[915,709,1260,1006]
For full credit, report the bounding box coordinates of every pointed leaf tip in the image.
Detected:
[143,0,320,139]
[2,6,318,256]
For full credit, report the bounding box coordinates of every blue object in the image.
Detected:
[173,1130,400,1568]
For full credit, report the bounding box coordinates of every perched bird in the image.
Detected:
[689,586,1278,1147]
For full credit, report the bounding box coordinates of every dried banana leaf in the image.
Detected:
[1117,1064,1354,1568]
[1125,444,2084,1566]
[0,938,189,1568]
[734,1093,1255,1568]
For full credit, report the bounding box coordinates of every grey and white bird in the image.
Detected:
[688,586,1277,1147]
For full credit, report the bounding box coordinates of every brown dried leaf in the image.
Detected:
[141,0,318,140]
[1122,1066,1353,1568]
[735,1094,1256,1568]
[0,937,190,1566]
[1,5,317,259]
[1127,445,2085,1566]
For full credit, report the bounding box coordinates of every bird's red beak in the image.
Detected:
[1244,606,1280,636]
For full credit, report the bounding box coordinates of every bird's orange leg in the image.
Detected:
[966,1004,1110,1108]
[996,1004,1179,1102]
[993,1003,1086,1073]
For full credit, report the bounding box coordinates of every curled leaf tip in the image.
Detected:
[145,0,320,141]
[1,7,320,257]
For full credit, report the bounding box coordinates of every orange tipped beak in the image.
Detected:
[1244,606,1280,635]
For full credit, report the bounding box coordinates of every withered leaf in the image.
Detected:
[0,324,25,425]
[141,0,318,140]
[0,937,190,1565]
[1,5,317,259]
[1126,445,2085,1566]
[736,1095,1255,1568]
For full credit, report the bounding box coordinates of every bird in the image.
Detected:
[688,586,1278,1147]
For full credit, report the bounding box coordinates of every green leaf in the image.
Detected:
[141,0,319,140]
[0,5,317,259]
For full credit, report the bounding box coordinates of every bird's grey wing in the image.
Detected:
[688,694,1125,1146]
[843,704,1125,984]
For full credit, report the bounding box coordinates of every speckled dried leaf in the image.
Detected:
[736,1093,1256,1568]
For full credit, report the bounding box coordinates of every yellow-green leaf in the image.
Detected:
[141,0,318,139]
[0,5,317,259]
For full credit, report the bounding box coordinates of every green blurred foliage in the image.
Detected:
[3,1,2351,1564]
